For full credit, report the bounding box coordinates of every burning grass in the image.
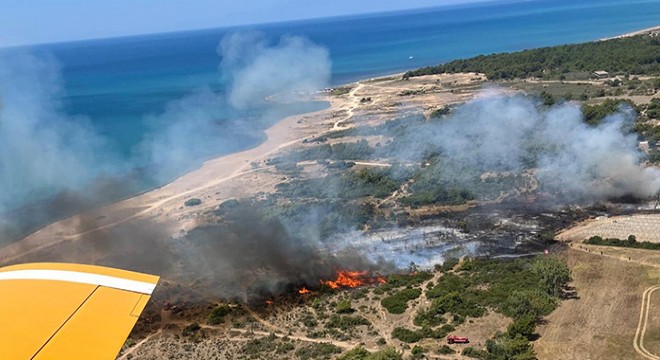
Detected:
[321,270,387,290]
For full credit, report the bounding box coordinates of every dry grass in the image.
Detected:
[535,248,660,360]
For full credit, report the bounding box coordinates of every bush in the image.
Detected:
[336,299,354,314]
[182,322,201,335]
[392,327,424,343]
[386,272,433,288]
[461,347,488,359]
[184,198,202,206]
[502,290,558,319]
[241,336,277,355]
[295,343,342,359]
[486,335,536,360]
[507,314,537,340]
[208,304,231,325]
[339,347,370,360]
[437,345,455,355]
[381,288,422,314]
[430,292,485,318]
[325,315,371,330]
[366,348,403,360]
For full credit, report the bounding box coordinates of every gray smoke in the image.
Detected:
[0,54,115,210]
[220,32,331,109]
[137,32,331,182]
[398,93,660,202]
[0,32,332,242]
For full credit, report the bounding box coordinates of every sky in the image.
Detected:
[0,0,495,47]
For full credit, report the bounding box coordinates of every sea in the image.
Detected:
[2,0,660,211]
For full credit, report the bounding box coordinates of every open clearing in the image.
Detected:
[536,245,660,360]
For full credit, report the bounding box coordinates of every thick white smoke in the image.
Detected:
[406,94,660,201]
[220,32,331,108]
[0,32,332,241]
[0,53,115,211]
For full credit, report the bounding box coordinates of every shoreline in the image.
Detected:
[0,70,479,265]
[601,24,660,41]
[0,83,357,263]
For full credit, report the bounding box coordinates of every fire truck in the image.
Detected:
[446,335,469,344]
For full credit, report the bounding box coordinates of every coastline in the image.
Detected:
[4,19,660,264]
[600,24,660,41]
[0,71,481,265]
[0,85,356,263]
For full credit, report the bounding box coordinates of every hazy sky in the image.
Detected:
[0,0,495,47]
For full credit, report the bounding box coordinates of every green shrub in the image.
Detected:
[182,322,201,335]
[386,272,433,288]
[502,290,558,319]
[437,345,455,355]
[392,327,424,343]
[461,347,488,359]
[381,288,422,314]
[336,299,354,314]
[507,314,537,340]
[295,342,342,359]
[184,198,202,206]
[325,315,371,330]
[207,304,231,325]
[241,336,277,355]
[413,307,446,327]
[366,347,403,360]
[339,347,370,360]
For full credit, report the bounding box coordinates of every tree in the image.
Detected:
[507,315,537,340]
[531,256,571,297]
[628,234,637,244]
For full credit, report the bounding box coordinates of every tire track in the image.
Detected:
[634,285,660,360]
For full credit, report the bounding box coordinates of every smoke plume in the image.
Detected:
[0,32,332,242]
[396,93,660,202]
[220,32,331,109]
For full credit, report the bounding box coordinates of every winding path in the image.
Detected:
[634,285,660,360]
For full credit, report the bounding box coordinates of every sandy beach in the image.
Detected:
[0,72,483,266]
[601,24,660,40]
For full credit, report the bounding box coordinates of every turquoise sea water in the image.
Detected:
[0,0,660,193]
[11,0,660,181]
[1,0,659,240]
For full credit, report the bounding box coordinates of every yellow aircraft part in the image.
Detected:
[0,263,159,360]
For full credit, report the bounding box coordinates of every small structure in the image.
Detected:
[593,70,610,79]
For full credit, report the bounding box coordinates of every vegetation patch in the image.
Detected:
[207,304,231,325]
[325,314,371,330]
[184,198,202,206]
[585,234,660,250]
[381,288,422,314]
[405,35,660,80]
[338,347,403,360]
[295,342,342,359]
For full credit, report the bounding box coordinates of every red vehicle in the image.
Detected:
[447,335,469,344]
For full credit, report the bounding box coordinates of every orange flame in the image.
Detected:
[321,270,387,289]
[298,287,310,294]
[265,299,273,305]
